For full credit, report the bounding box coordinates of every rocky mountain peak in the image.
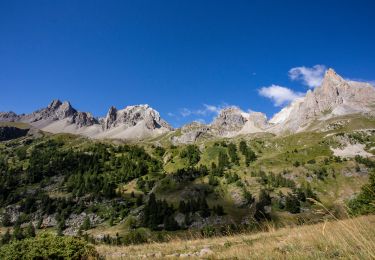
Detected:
[0,111,20,122]
[270,68,375,133]
[320,68,346,93]
[103,104,172,131]
[324,68,343,81]
[210,107,268,136]
[104,106,118,129]
[0,101,173,140]
[211,107,246,128]
[47,99,63,110]
[56,101,76,119]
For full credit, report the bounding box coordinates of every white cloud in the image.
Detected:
[195,118,206,124]
[346,78,375,86]
[199,104,223,115]
[258,85,304,107]
[289,65,326,88]
[180,108,192,117]
[180,104,227,117]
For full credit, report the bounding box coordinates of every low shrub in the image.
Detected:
[0,233,98,260]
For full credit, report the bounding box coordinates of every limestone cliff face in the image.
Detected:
[270,68,375,133]
[0,112,19,122]
[17,100,99,128]
[210,107,268,137]
[0,100,172,140]
[1,68,374,141]
[210,107,248,135]
[103,104,172,131]
[171,121,211,144]
[172,107,269,143]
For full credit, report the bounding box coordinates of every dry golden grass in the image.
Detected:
[96,215,375,259]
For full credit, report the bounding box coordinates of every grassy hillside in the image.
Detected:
[97,215,375,259]
[0,115,374,259]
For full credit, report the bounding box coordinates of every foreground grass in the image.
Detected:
[97,215,375,259]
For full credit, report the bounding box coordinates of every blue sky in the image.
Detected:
[1,0,375,127]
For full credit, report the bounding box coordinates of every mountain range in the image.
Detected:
[1,68,374,141]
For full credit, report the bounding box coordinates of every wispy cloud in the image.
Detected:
[346,78,375,86]
[194,118,206,124]
[258,84,304,107]
[180,108,192,117]
[180,104,228,117]
[166,103,233,126]
[289,65,326,88]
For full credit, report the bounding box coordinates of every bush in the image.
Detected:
[0,233,98,259]
[201,225,216,237]
[208,174,219,186]
[348,169,375,215]
[180,145,201,166]
[285,193,301,214]
[122,228,149,245]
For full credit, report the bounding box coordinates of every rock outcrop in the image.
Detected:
[103,104,172,131]
[172,107,268,143]
[0,100,172,140]
[1,68,374,141]
[0,126,29,141]
[171,121,211,144]
[269,68,375,133]
[210,107,268,137]
[0,111,20,122]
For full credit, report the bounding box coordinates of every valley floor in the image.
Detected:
[96,215,375,259]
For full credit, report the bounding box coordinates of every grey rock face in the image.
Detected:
[210,107,268,136]
[0,99,172,140]
[270,68,375,133]
[173,107,269,143]
[0,126,29,141]
[248,112,268,129]
[0,111,20,122]
[104,106,118,129]
[69,112,98,127]
[103,104,173,131]
[20,99,77,123]
[211,107,247,134]
[171,121,211,144]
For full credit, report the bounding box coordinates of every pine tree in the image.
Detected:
[198,197,210,218]
[254,189,272,220]
[13,224,24,240]
[239,141,248,155]
[218,150,229,169]
[285,193,301,214]
[228,143,240,165]
[136,194,143,206]
[214,205,225,216]
[57,218,65,236]
[1,212,11,227]
[81,216,91,231]
[1,229,11,245]
[25,222,36,238]
[163,215,179,231]
[179,200,187,213]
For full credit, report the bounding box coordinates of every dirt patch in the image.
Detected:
[331,143,372,158]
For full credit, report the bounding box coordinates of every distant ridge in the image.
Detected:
[1,68,374,141]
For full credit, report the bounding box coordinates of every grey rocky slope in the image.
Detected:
[0,100,173,140]
[172,68,375,143]
[172,107,269,143]
[1,68,374,141]
[269,68,375,133]
[171,121,212,144]
[210,107,268,136]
